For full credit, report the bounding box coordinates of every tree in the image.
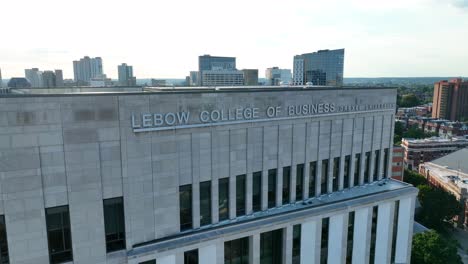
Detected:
[399,94,421,107]
[412,230,462,264]
[403,169,427,187]
[416,185,462,231]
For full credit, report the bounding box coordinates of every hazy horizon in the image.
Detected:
[1,0,468,79]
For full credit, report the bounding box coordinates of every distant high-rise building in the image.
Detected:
[55,70,64,87]
[73,56,103,84]
[265,67,292,85]
[25,68,43,87]
[189,71,199,86]
[118,63,136,86]
[293,49,344,86]
[197,55,243,86]
[241,69,258,86]
[432,78,468,121]
[42,71,56,88]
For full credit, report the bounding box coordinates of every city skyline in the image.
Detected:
[1,0,468,79]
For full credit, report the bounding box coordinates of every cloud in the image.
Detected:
[450,0,468,8]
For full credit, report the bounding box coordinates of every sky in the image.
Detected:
[0,0,468,79]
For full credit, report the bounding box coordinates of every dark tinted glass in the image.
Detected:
[373,150,380,181]
[370,206,378,264]
[45,206,73,263]
[219,178,230,221]
[282,167,291,204]
[268,169,277,208]
[103,197,126,252]
[344,155,351,189]
[320,218,329,264]
[384,148,389,178]
[200,181,211,226]
[184,249,198,264]
[296,164,304,200]
[332,157,340,192]
[252,172,262,212]
[292,225,301,264]
[354,154,361,186]
[179,185,193,230]
[364,152,371,183]
[236,175,246,217]
[260,229,283,264]
[139,260,156,264]
[224,237,249,264]
[346,212,355,263]
[309,161,317,197]
[321,160,329,194]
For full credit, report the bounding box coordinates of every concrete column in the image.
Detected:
[290,164,297,202]
[374,202,395,264]
[283,225,293,264]
[261,170,268,210]
[193,182,201,228]
[338,155,345,190]
[216,242,224,264]
[199,244,217,264]
[212,179,219,224]
[303,161,310,199]
[300,220,322,264]
[369,150,376,182]
[352,207,372,264]
[277,167,284,206]
[246,172,253,214]
[250,234,260,264]
[394,197,416,264]
[229,176,236,219]
[328,213,348,264]
[158,254,176,264]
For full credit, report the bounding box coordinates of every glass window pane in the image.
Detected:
[309,161,317,197]
[260,229,283,264]
[103,197,126,252]
[46,206,73,264]
[0,215,9,264]
[200,181,212,226]
[219,178,230,221]
[252,172,262,212]
[225,237,249,264]
[332,158,340,192]
[282,167,291,204]
[296,164,304,201]
[344,155,351,189]
[268,169,277,209]
[236,175,246,217]
[384,148,389,178]
[364,152,371,183]
[320,218,329,264]
[354,154,361,186]
[184,249,198,264]
[321,160,328,194]
[180,185,193,230]
[374,150,380,181]
[292,225,301,264]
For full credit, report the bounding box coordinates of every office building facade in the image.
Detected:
[241,69,258,86]
[265,67,292,86]
[197,55,243,86]
[0,87,417,264]
[55,70,64,87]
[293,49,345,86]
[73,56,104,84]
[25,68,43,87]
[118,63,137,86]
[432,78,468,121]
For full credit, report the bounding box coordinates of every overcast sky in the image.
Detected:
[1,0,467,79]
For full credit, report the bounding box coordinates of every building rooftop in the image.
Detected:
[0,85,396,97]
[430,148,468,176]
[403,136,468,144]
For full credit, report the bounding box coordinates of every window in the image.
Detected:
[200,181,211,226]
[391,201,400,264]
[184,249,198,264]
[364,152,371,183]
[0,215,9,264]
[296,164,304,201]
[354,154,361,186]
[225,237,249,264]
[332,157,340,192]
[219,178,230,221]
[320,218,329,264]
[343,155,351,189]
[45,206,73,263]
[292,225,301,264]
[321,160,329,194]
[252,172,262,212]
[384,148,390,178]
[103,197,126,252]
[260,229,283,264]
[373,150,380,181]
[369,206,378,264]
[309,161,317,197]
[346,212,355,263]
[268,169,277,208]
[139,260,156,264]
[282,167,291,204]
[179,185,193,230]
[236,175,246,217]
